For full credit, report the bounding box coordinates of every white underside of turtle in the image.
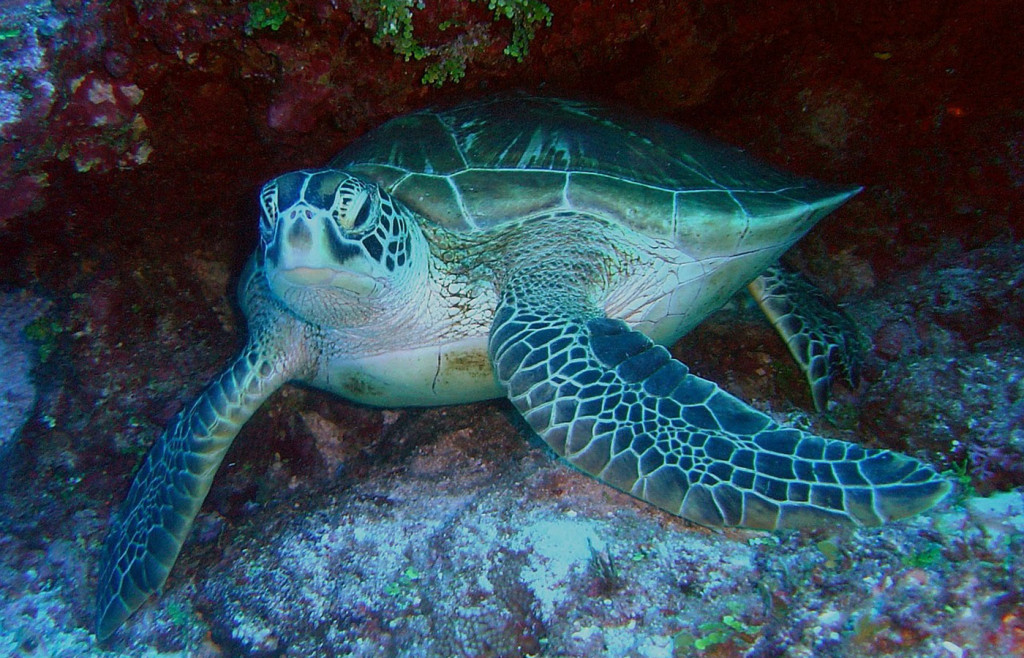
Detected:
[94,94,950,640]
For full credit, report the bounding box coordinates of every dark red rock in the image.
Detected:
[874,320,921,361]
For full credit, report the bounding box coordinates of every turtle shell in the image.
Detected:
[331,95,858,258]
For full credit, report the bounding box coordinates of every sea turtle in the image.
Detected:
[96,95,950,639]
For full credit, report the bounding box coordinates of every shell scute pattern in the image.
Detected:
[333,96,847,247]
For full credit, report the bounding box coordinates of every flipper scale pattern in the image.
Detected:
[95,343,290,640]
[489,281,950,533]
[749,263,864,411]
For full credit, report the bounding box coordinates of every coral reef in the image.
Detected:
[0,0,63,224]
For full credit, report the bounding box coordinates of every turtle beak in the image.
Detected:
[271,266,379,297]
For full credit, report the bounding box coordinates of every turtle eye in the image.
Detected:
[258,181,279,243]
[352,198,372,229]
[336,188,376,231]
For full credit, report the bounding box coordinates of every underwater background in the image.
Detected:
[0,0,1022,655]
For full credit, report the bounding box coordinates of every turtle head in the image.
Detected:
[258,169,422,327]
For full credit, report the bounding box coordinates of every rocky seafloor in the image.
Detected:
[1,0,1022,656]
[3,244,1024,656]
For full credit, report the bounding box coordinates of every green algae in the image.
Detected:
[358,0,552,85]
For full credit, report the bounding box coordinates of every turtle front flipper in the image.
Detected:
[95,342,295,640]
[489,278,949,531]
[749,263,863,412]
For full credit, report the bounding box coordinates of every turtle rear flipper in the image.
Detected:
[749,263,864,412]
[489,272,950,531]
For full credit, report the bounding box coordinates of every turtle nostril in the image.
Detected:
[287,219,313,250]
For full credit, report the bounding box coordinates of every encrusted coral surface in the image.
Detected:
[0,0,1021,655]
